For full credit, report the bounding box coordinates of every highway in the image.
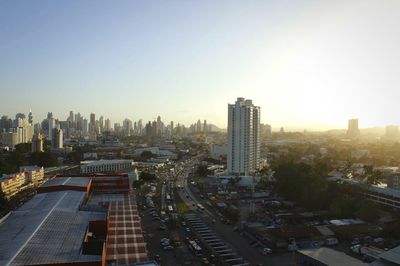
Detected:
[174,157,293,266]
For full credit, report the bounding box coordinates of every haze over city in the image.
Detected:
[1,0,400,130]
[4,1,400,266]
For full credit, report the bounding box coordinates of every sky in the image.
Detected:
[1,0,400,130]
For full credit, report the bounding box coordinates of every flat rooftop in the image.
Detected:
[0,190,106,266]
[40,176,91,188]
[379,245,400,264]
[298,247,369,266]
[81,159,133,166]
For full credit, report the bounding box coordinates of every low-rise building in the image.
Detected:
[134,147,177,160]
[80,159,134,174]
[296,247,368,266]
[20,166,45,186]
[0,173,26,199]
[0,166,45,198]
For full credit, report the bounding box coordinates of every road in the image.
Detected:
[175,157,293,266]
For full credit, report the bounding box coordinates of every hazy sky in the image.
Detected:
[1,0,400,130]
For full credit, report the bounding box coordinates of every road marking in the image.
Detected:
[5,191,68,266]
[61,177,71,185]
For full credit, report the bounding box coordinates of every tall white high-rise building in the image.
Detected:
[347,118,360,138]
[48,117,56,140]
[227,97,260,175]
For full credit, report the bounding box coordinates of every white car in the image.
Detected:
[262,248,272,255]
[161,241,170,246]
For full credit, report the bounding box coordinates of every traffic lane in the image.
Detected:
[140,193,179,265]
[185,186,293,265]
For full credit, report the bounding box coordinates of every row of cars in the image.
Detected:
[160,238,174,251]
[145,192,168,230]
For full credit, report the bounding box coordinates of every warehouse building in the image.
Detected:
[0,174,153,266]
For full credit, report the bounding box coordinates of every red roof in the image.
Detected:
[106,193,148,265]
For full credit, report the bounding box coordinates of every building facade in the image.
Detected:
[32,133,44,152]
[227,97,260,175]
[0,166,45,199]
[80,159,134,174]
[51,128,63,149]
[1,132,18,148]
[20,166,45,186]
[0,173,26,199]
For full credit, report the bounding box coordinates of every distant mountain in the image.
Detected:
[208,124,226,132]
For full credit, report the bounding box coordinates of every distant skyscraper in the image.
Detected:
[1,132,18,148]
[68,111,74,123]
[138,119,143,135]
[123,119,132,137]
[83,119,89,135]
[196,119,202,132]
[99,116,104,133]
[105,119,112,131]
[48,117,56,140]
[32,133,44,152]
[28,109,33,124]
[17,121,34,144]
[0,116,13,132]
[90,113,96,133]
[15,113,26,121]
[51,128,63,149]
[203,120,208,132]
[227,97,260,175]
[347,119,360,138]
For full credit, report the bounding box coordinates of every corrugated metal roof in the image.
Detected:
[0,191,106,266]
[40,176,90,188]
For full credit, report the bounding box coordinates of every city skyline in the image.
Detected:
[1,1,400,129]
[0,108,398,132]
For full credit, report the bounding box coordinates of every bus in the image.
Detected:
[188,240,202,256]
[197,204,205,211]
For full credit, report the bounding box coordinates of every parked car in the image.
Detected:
[262,247,272,255]
[163,245,174,250]
[161,241,170,246]
[158,225,167,230]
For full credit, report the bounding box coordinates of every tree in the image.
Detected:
[139,172,156,182]
[14,143,31,153]
[196,165,209,177]
[0,191,10,214]
[366,170,383,185]
[140,151,154,160]
[29,152,58,167]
